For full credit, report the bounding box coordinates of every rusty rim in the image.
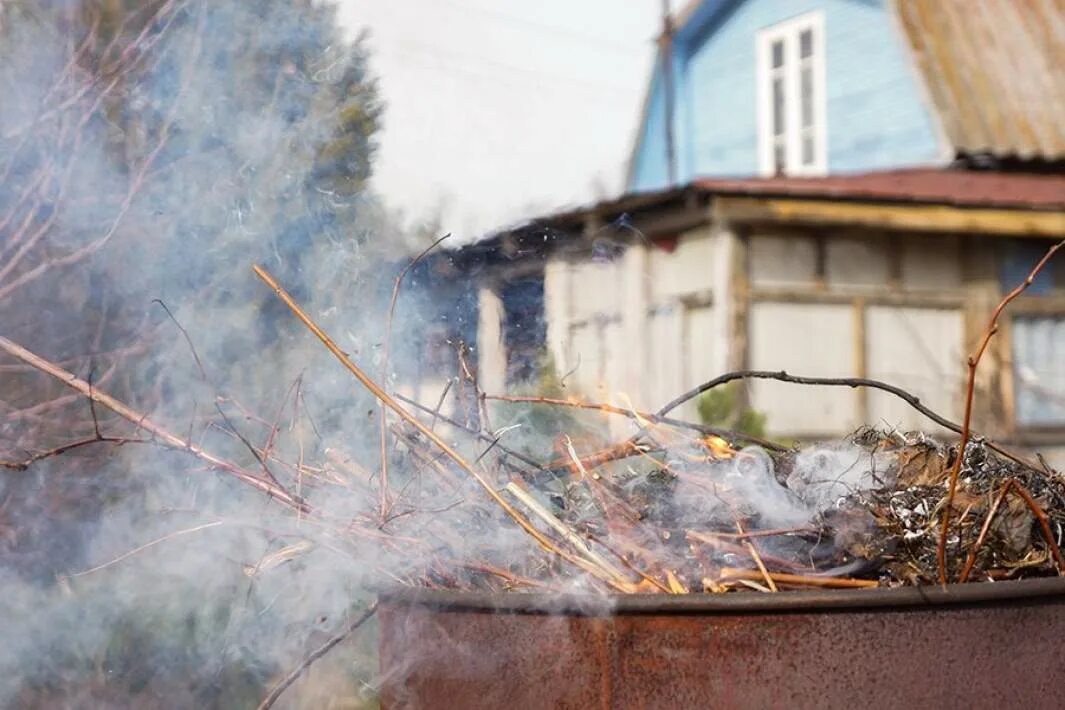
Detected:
[379,577,1065,616]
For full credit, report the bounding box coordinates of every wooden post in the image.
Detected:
[729,226,751,410]
[853,296,868,425]
[961,236,1005,437]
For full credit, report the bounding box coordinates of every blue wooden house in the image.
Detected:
[629,0,1062,190]
[416,0,1065,459]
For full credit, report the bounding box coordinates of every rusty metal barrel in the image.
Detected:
[378,578,1065,709]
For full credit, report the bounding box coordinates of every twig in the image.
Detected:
[69,521,224,578]
[646,369,1038,472]
[561,435,642,525]
[685,531,808,572]
[1,434,148,471]
[487,393,786,451]
[458,560,553,590]
[153,299,293,497]
[392,391,548,474]
[429,379,453,431]
[262,375,302,462]
[153,298,291,493]
[736,520,777,591]
[716,568,878,589]
[0,336,307,512]
[958,480,1015,583]
[456,344,496,442]
[938,238,1065,584]
[503,481,627,583]
[252,265,634,591]
[694,526,816,541]
[152,299,209,380]
[1006,480,1065,575]
[256,602,379,710]
[586,533,673,594]
[378,234,451,518]
[546,439,654,473]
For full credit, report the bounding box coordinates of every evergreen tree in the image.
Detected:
[0,2,389,704]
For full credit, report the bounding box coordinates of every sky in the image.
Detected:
[336,0,663,241]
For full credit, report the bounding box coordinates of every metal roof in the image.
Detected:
[455,169,1065,260]
[694,168,1065,210]
[893,0,1065,160]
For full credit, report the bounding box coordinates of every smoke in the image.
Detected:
[668,444,896,531]
[0,0,453,704]
[0,2,911,706]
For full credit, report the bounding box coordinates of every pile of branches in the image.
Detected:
[4,256,1064,598]
[5,251,1065,708]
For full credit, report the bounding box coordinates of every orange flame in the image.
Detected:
[702,435,735,459]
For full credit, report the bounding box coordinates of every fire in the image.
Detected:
[702,435,735,459]
[615,391,652,428]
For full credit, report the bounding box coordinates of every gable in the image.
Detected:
[627,57,671,191]
[628,0,946,191]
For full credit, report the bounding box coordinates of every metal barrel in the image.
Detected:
[379,578,1065,709]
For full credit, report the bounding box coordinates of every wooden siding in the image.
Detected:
[630,0,943,192]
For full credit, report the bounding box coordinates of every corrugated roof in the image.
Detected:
[465,168,1064,254]
[694,168,1065,210]
[894,0,1065,161]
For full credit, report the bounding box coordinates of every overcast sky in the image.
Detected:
[337,0,662,241]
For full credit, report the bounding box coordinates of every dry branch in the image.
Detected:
[938,238,1065,584]
[714,568,879,590]
[378,233,451,517]
[0,335,307,512]
[504,481,627,583]
[252,265,638,592]
[648,369,1037,472]
[256,602,379,710]
[487,393,786,451]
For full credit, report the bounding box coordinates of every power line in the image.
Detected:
[428,0,650,56]
[373,36,638,100]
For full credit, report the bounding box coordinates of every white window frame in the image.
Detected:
[756,11,827,177]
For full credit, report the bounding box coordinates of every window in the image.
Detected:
[1013,317,1065,428]
[757,12,826,176]
[1005,241,1065,428]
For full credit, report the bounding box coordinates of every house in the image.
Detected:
[630,0,1063,187]
[410,0,1065,461]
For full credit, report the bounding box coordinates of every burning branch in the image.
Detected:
[252,265,639,592]
[504,481,629,585]
[487,393,786,451]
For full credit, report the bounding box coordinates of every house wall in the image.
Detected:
[630,0,943,191]
[744,229,970,438]
[477,220,1065,450]
[628,59,671,192]
[540,227,732,422]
